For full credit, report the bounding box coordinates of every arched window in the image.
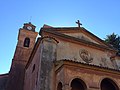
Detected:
[24,37,30,47]
[71,78,87,90]
[57,82,62,90]
[101,78,119,90]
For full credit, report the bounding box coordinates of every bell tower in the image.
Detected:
[13,22,38,64]
[5,22,38,90]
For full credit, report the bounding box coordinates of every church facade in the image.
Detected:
[0,22,120,90]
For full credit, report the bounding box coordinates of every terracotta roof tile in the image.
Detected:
[56,59,120,72]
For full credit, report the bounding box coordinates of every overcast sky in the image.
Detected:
[0,0,120,74]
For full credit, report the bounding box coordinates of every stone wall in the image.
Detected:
[0,74,8,90]
[38,38,57,90]
[5,61,25,90]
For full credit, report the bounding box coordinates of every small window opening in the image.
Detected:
[32,64,35,73]
[57,82,62,90]
[24,37,30,47]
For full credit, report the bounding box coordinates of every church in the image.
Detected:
[0,21,120,90]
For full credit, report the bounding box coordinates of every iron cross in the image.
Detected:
[76,20,82,28]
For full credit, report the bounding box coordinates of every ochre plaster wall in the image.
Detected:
[56,65,120,90]
[56,39,116,69]
[24,44,41,90]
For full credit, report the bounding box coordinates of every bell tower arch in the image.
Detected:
[5,22,38,90]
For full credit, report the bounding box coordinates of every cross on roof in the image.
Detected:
[76,20,82,28]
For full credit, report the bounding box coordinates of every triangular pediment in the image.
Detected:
[40,25,113,49]
[40,25,117,70]
[63,31,100,45]
[61,28,108,47]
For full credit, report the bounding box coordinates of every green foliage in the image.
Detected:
[104,33,120,55]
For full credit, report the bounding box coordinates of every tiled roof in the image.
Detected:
[56,59,120,72]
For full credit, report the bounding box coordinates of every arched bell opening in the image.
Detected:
[24,37,30,47]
